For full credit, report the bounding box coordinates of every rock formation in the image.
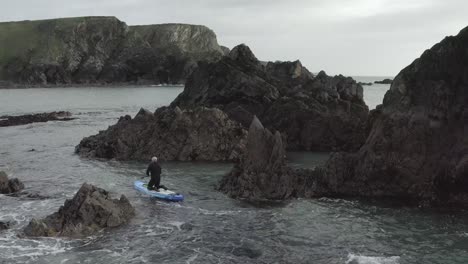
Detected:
[0,171,24,194]
[319,26,468,206]
[219,116,293,200]
[0,221,12,231]
[0,17,225,86]
[219,117,323,200]
[23,183,134,237]
[0,111,75,127]
[76,106,247,161]
[374,78,393,84]
[172,44,368,151]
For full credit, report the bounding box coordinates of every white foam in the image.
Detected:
[346,254,400,264]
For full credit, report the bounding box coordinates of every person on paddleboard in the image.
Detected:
[146,157,167,191]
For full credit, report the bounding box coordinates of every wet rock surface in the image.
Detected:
[0,171,24,194]
[172,44,368,151]
[23,183,134,237]
[0,111,75,127]
[320,26,468,206]
[76,106,247,161]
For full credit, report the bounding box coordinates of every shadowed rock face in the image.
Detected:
[76,106,247,161]
[0,17,224,86]
[0,171,24,194]
[172,44,368,151]
[219,116,324,200]
[23,183,134,237]
[320,26,468,206]
[219,116,293,200]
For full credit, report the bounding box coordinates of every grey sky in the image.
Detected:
[1,0,466,76]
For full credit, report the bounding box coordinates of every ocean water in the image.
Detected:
[353,76,393,110]
[0,85,467,264]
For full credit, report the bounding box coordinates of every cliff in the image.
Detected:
[0,17,224,86]
[319,26,468,206]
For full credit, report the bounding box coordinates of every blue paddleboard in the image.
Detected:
[134,180,184,202]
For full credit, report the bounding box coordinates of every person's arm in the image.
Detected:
[146,164,150,176]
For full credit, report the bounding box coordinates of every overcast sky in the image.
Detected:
[0,0,466,76]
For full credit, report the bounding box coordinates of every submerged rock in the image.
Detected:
[320,26,468,206]
[172,44,368,151]
[76,106,247,161]
[0,171,24,194]
[0,111,75,127]
[23,183,134,237]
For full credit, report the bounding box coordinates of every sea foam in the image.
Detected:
[346,253,400,264]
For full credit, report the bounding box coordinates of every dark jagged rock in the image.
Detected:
[319,26,468,206]
[0,171,24,194]
[374,78,393,84]
[23,183,134,237]
[76,106,247,161]
[358,82,373,86]
[0,111,75,127]
[0,221,13,231]
[219,116,323,200]
[172,44,368,151]
[0,17,224,86]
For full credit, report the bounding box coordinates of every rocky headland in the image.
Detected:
[0,17,225,86]
[23,183,134,237]
[0,111,75,127]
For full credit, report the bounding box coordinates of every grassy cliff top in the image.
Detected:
[0,16,125,67]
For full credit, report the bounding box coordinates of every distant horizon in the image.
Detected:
[1,0,465,76]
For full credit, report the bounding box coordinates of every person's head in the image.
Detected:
[151,156,158,163]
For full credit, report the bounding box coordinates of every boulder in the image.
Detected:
[0,221,12,231]
[76,106,247,161]
[320,26,468,206]
[0,111,75,127]
[23,183,134,237]
[171,44,368,151]
[0,171,24,194]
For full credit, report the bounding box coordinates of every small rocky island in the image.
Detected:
[76,44,370,161]
[23,183,134,237]
[0,111,75,127]
[374,78,393,84]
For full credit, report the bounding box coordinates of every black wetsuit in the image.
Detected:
[146,162,167,190]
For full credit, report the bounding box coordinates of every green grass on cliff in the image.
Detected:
[0,17,121,77]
